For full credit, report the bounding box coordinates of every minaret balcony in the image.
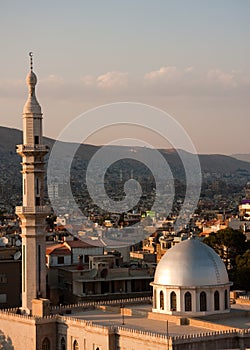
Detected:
[16,205,51,215]
[16,144,49,155]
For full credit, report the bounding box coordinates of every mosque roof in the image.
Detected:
[153,237,229,287]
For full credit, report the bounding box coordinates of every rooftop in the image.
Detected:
[63,302,250,336]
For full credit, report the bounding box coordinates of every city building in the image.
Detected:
[46,240,153,305]
[0,247,21,308]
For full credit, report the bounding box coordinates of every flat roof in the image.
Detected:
[66,303,250,336]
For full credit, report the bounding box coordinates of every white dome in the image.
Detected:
[154,237,229,287]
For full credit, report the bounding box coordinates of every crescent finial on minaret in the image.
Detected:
[29,52,33,71]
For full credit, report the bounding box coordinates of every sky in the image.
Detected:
[0,0,249,154]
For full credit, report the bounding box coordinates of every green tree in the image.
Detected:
[0,330,14,350]
[235,250,250,292]
[203,227,247,270]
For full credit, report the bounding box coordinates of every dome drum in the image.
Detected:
[152,284,231,316]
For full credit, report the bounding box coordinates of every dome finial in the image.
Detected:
[29,52,33,71]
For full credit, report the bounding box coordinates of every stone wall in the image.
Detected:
[0,311,36,350]
[1,308,250,350]
[58,316,115,350]
[171,329,250,350]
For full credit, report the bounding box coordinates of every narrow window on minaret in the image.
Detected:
[23,179,26,195]
[36,178,40,196]
[22,245,26,292]
[34,136,39,145]
[36,178,40,205]
[38,245,41,296]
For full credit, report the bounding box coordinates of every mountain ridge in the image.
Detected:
[1,126,250,173]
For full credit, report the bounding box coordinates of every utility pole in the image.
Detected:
[120,289,125,325]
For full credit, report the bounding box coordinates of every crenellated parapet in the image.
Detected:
[50,296,152,314]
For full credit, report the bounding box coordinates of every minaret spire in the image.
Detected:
[16,54,50,314]
[23,52,41,118]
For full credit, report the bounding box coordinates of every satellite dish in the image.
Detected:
[0,237,8,246]
[15,239,21,247]
[88,268,97,278]
[14,251,21,260]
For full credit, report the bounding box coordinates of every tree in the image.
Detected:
[203,227,247,271]
[0,330,14,350]
[235,250,250,292]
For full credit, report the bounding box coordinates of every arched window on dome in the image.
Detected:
[73,340,79,350]
[214,291,220,310]
[170,291,176,311]
[160,290,164,310]
[60,337,66,350]
[42,337,50,350]
[224,289,228,309]
[200,291,207,312]
[185,292,192,312]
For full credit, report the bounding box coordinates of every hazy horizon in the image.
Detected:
[1,124,249,158]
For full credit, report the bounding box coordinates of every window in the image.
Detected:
[42,338,50,350]
[38,245,41,294]
[57,256,64,265]
[0,274,7,284]
[36,178,40,196]
[160,290,164,310]
[0,294,7,303]
[73,340,79,350]
[23,179,26,195]
[34,135,39,145]
[185,291,192,312]
[170,291,176,311]
[23,245,26,292]
[224,289,228,309]
[214,291,220,311]
[200,291,207,312]
[60,337,66,350]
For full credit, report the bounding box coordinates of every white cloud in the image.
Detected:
[144,66,181,83]
[97,71,128,88]
[81,71,128,89]
[143,65,249,95]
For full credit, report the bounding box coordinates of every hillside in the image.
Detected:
[232,154,250,163]
[1,126,250,209]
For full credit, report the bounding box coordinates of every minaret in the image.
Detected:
[16,53,50,313]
